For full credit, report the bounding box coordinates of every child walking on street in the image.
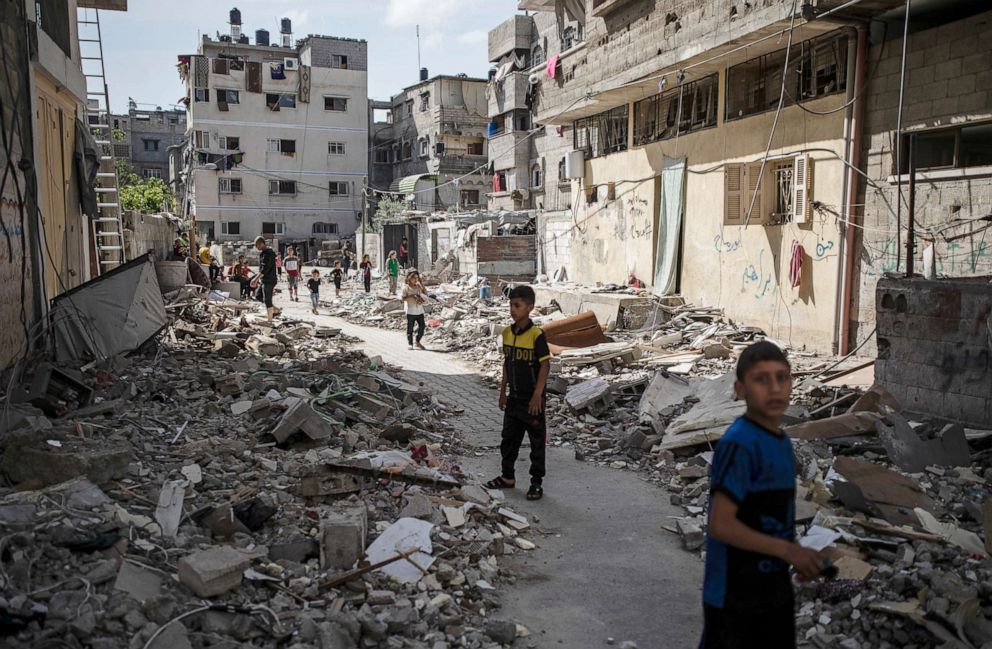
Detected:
[331,261,343,298]
[307,270,321,315]
[699,341,825,649]
[284,246,301,301]
[387,250,400,295]
[486,285,550,501]
[402,271,427,350]
[359,254,373,293]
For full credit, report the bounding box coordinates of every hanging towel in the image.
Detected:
[270,63,286,80]
[789,240,804,288]
[492,174,502,193]
[546,54,560,80]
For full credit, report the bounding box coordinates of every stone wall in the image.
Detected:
[875,276,992,427]
[305,37,368,71]
[852,10,992,352]
[476,235,537,279]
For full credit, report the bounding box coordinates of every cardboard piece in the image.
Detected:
[785,412,880,441]
[831,456,937,527]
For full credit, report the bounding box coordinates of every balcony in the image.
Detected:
[489,72,531,116]
[438,154,490,175]
[489,130,530,173]
[488,15,534,63]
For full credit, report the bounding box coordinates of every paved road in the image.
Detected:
[274,287,704,648]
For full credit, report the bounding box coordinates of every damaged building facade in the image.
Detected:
[108,104,187,182]
[370,73,491,214]
[179,11,369,243]
[491,0,990,357]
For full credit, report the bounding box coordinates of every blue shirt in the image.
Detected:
[703,416,796,611]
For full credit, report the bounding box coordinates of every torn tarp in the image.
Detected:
[52,253,168,362]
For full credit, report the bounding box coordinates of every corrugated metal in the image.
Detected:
[391,174,438,195]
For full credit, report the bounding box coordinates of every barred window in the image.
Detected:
[574,105,628,159]
[633,74,717,146]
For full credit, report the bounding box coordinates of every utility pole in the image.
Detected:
[361,178,368,259]
[416,25,421,74]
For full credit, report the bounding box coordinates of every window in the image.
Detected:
[724,155,810,225]
[219,54,245,71]
[419,137,430,157]
[266,93,296,111]
[221,221,241,235]
[267,139,297,156]
[558,158,567,182]
[563,25,583,50]
[212,58,230,75]
[374,148,389,163]
[324,97,348,112]
[531,161,543,188]
[532,45,545,67]
[142,168,163,179]
[313,222,339,234]
[328,182,350,196]
[218,177,243,194]
[326,141,345,155]
[905,123,992,171]
[216,89,240,104]
[574,105,628,158]
[269,180,297,195]
[219,136,240,150]
[514,111,531,132]
[262,222,286,235]
[402,141,412,160]
[726,32,847,121]
[143,139,160,152]
[467,141,484,156]
[405,100,414,117]
[420,92,430,111]
[634,74,718,145]
[194,89,209,103]
[331,54,349,69]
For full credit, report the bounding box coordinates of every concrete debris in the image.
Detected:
[0,285,539,649]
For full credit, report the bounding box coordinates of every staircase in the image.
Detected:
[76,6,126,273]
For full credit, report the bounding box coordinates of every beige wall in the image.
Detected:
[553,86,851,352]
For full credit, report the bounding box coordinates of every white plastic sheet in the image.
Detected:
[366,517,435,584]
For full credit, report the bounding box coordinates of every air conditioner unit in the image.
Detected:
[283,58,299,71]
[564,150,585,179]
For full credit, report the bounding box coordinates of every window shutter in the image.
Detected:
[212,58,229,75]
[247,61,262,93]
[793,154,811,224]
[724,164,744,225]
[745,161,765,224]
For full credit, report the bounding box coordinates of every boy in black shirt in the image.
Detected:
[485,285,551,501]
[331,261,343,298]
[306,270,321,315]
[251,236,278,322]
[700,341,825,649]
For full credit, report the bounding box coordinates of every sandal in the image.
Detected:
[484,476,515,489]
[526,484,544,501]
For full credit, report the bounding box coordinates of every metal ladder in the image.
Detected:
[77,6,125,273]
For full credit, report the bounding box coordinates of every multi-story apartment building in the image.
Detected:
[487,9,582,212]
[371,72,490,213]
[179,12,369,245]
[492,0,989,357]
[110,104,187,181]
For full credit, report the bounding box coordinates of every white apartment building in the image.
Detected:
[179,16,368,245]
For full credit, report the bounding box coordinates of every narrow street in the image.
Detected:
[277,286,704,648]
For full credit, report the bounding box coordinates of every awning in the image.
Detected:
[390,174,438,195]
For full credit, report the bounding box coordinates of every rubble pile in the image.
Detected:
[418,284,992,649]
[0,292,538,648]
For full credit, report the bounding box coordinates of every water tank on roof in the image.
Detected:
[255,29,270,46]
[238,34,249,43]
[229,7,241,25]
[280,17,292,34]
[420,67,429,82]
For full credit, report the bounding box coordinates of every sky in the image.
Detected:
[98,0,520,113]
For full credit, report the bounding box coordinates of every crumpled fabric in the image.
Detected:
[546,54,560,80]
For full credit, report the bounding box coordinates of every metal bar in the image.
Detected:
[906,134,916,278]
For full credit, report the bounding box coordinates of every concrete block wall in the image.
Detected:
[875,277,992,426]
[852,10,992,353]
[476,235,537,278]
[305,38,368,71]
[488,15,534,62]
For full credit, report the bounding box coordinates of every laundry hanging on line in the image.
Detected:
[789,240,805,288]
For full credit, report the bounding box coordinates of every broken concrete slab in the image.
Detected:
[676,519,705,551]
[848,383,903,415]
[245,334,285,356]
[667,372,745,436]
[178,546,252,598]
[565,378,613,416]
[153,481,185,539]
[638,372,695,435]
[366,517,434,584]
[875,408,971,472]
[786,411,880,441]
[114,561,163,603]
[1,439,132,487]
[320,505,368,570]
[213,375,244,396]
[195,503,251,539]
[271,397,335,444]
[916,508,987,556]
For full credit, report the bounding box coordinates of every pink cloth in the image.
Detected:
[789,240,804,288]
[492,174,502,193]
[546,54,560,80]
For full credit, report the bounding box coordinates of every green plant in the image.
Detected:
[120,177,175,213]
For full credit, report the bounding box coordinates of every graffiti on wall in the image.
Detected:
[862,236,992,277]
[741,249,776,299]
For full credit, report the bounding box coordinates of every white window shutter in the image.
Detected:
[745,161,765,224]
[724,164,744,225]
[793,154,810,224]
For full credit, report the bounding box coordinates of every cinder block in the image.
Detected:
[924,42,951,67]
[935,59,963,80]
[961,52,991,75]
[906,66,934,88]
[178,547,250,598]
[960,91,990,112]
[320,504,368,570]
